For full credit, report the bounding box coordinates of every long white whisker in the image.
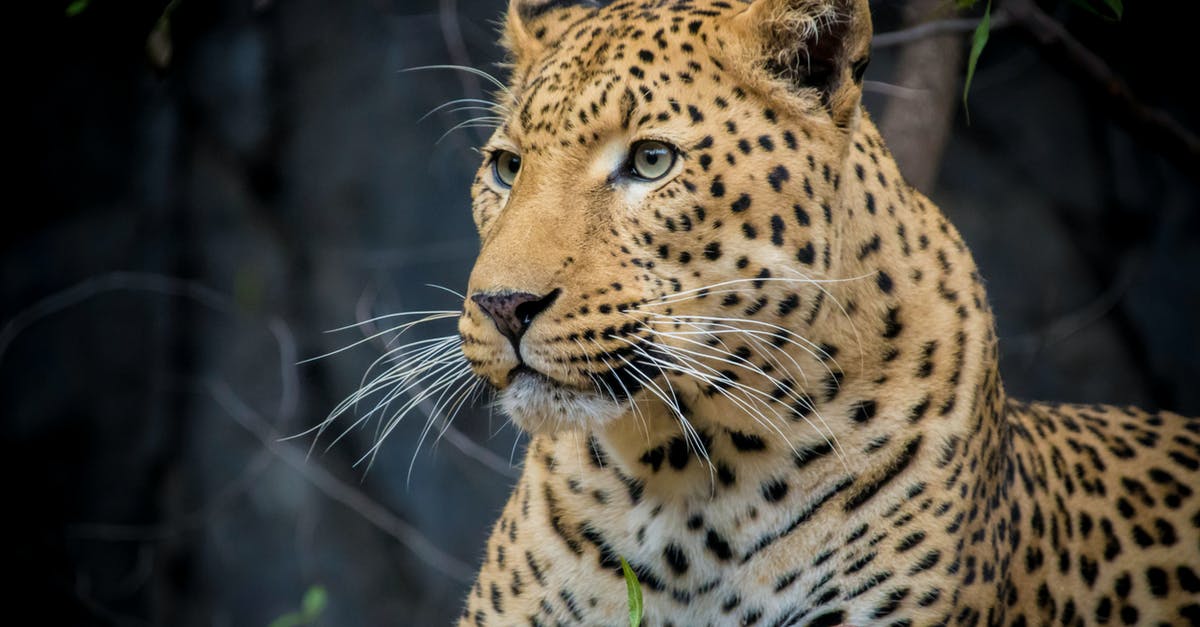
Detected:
[425,283,468,300]
[321,310,459,334]
[301,313,459,364]
[419,97,510,122]
[401,64,512,97]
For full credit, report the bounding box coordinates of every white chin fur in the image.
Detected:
[499,373,625,434]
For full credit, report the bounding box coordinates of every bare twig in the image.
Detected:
[211,380,475,583]
[863,80,927,100]
[878,0,975,191]
[1005,0,1200,175]
[0,271,229,367]
[873,12,1013,48]
[63,275,299,543]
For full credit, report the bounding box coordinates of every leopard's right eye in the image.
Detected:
[492,151,521,188]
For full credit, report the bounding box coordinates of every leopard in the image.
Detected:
[440,0,1200,625]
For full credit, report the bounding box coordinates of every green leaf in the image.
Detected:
[1068,0,1123,20]
[267,585,327,627]
[620,557,644,627]
[65,0,90,17]
[962,0,992,122]
[301,586,328,619]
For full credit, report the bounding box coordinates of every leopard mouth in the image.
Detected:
[497,357,665,433]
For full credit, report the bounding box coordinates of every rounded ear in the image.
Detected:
[731,0,872,127]
[504,0,606,66]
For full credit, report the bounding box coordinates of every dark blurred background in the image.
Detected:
[5,0,1198,625]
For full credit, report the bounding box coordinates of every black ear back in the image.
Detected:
[735,0,873,124]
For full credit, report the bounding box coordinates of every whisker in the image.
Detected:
[301,312,460,364]
[321,310,459,334]
[425,283,468,299]
[419,97,510,122]
[401,64,513,98]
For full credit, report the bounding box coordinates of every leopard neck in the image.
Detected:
[586,113,1004,473]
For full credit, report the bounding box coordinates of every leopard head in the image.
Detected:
[458,0,876,435]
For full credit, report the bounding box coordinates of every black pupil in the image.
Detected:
[505,155,520,175]
[644,150,660,166]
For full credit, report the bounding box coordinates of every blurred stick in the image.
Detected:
[1004,0,1200,176]
[212,379,475,583]
[878,0,968,192]
[874,11,1013,48]
[0,271,228,367]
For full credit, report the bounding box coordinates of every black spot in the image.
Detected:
[663,543,689,575]
[807,610,845,627]
[883,306,903,338]
[716,462,735,486]
[761,478,789,503]
[640,446,665,472]
[794,442,833,469]
[731,194,751,212]
[793,203,810,226]
[777,293,800,317]
[844,435,923,511]
[703,242,722,260]
[876,271,894,294]
[687,105,704,123]
[796,242,815,265]
[767,165,789,192]
[1146,567,1168,596]
[770,215,786,246]
[729,430,766,451]
[851,400,878,424]
[706,529,733,560]
[667,437,690,470]
[896,531,926,553]
[1179,565,1200,592]
[783,130,797,150]
[710,177,726,197]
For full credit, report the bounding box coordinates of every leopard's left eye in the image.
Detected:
[629,140,677,181]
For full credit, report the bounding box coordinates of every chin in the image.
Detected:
[498,369,626,434]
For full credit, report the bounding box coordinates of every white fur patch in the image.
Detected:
[499,371,626,433]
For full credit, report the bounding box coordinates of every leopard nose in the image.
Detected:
[471,289,561,349]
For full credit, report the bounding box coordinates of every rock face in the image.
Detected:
[6,1,1198,625]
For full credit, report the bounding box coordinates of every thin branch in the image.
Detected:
[0,271,230,367]
[863,80,927,100]
[1005,0,1200,175]
[873,12,1013,48]
[211,380,476,584]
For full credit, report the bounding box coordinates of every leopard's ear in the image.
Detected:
[504,0,607,65]
[730,0,872,127]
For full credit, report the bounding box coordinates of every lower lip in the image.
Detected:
[508,364,546,384]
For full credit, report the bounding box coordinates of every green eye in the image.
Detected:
[630,140,677,181]
[493,151,521,188]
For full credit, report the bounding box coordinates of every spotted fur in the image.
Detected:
[452,1,1200,625]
